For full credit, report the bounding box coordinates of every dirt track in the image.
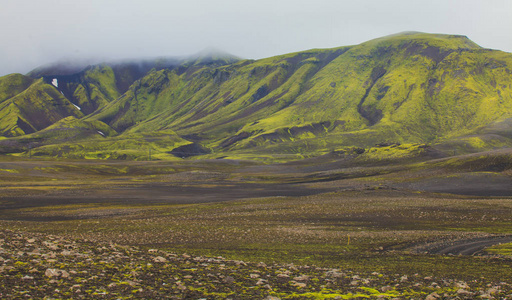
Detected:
[417,236,512,255]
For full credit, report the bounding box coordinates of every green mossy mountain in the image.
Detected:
[0,116,115,154]
[0,75,84,137]
[1,32,512,160]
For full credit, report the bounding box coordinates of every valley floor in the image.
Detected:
[1,156,512,299]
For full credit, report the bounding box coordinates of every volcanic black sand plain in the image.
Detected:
[1,150,512,299]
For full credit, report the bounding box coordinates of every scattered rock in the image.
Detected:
[153,256,167,263]
[293,275,309,281]
[425,292,440,300]
[324,269,344,278]
[457,289,474,296]
[0,230,510,299]
[380,285,392,292]
[45,268,60,277]
[124,280,138,287]
[60,270,70,278]
[176,282,187,291]
[290,281,307,288]
[47,245,59,251]
[223,276,235,284]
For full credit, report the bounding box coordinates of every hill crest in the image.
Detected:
[1,32,511,161]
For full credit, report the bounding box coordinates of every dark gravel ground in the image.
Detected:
[1,230,511,299]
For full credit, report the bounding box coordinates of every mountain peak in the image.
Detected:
[364,31,481,50]
[183,48,241,66]
[26,58,104,78]
[191,47,240,59]
[337,32,483,68]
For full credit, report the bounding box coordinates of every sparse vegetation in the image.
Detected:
[1,155,512,298]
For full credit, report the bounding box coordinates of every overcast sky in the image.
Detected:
[1,0,512,76]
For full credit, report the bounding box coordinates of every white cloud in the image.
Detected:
[1,0,511,76]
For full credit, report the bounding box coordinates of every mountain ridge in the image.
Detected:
[1,32,512,161]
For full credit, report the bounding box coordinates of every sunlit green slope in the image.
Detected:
[0,52,237,138]
[0,116,114,153]
[0,116,190,160]
[1,32,512,160]
[0,64,127,137]
[0,75,83,137]
[27,129,189,160]
[88,32,512,157]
